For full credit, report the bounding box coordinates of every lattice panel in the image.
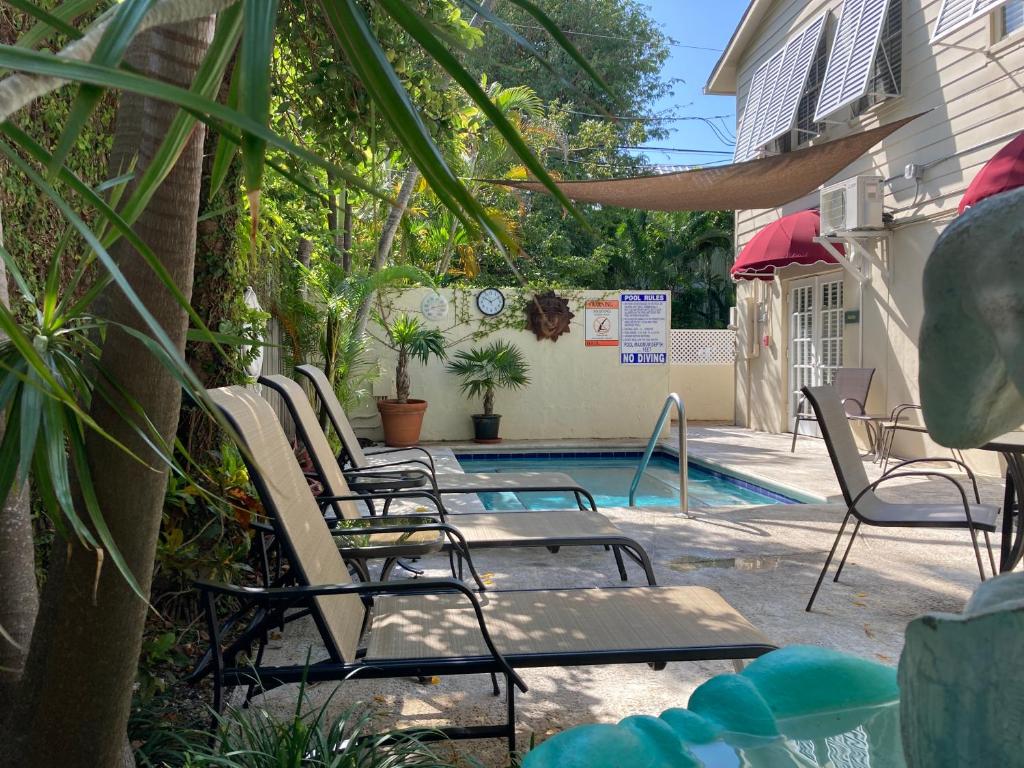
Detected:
[669,329,736,365]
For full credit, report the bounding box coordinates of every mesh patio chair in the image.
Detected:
[802,385,999,612]
[193,386,775,752]
[877,402,966,473]
[791,367,876,452]
[291,365,600,512]
[262,374,655,584]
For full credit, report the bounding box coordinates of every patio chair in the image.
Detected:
[801,385,999,612]
[290,365,600,512]
[877,402,966,473]
[194,385,775,752]
[258,375,656,584]
[791,367,875,453]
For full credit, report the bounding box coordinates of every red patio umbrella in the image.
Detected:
[959,132,1024,214]
[731,209,841,281]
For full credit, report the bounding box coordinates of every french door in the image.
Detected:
[789,275,844,436]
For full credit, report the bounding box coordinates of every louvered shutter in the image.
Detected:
[932,0,1011,41]
[733,13,829,162]
[734,62,771,162]
[814,0,894,121]
[759,14,828,146]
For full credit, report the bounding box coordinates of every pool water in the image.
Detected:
[456,451,800,509]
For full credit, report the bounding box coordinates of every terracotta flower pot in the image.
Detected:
[377,399,428,447]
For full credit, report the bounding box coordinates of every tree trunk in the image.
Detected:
[0,202,37,714]
[353,167,420,339]
[483,386,494,416]
[395,349,410,403]
[342,190,352,273]
[4,17,214,768]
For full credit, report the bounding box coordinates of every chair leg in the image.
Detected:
[807,512,852,612]
[833,520,861,583]
[506,673,517,755]
[791,419,800,452]
[613,546,627,581]
[984,530,997,577]
[969,527,987,581]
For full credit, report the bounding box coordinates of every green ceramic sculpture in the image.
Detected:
[522,645,902,768]
[919,186,1024,448]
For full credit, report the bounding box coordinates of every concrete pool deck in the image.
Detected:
[250,425,1008,766]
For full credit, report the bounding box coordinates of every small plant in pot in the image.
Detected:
[446,340,530,443]
[377,314,446,447]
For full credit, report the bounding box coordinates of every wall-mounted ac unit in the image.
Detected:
[819,175,884,234]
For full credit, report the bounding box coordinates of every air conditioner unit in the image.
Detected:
[819,176,884,234]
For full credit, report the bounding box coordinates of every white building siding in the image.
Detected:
[728,0,1023,474]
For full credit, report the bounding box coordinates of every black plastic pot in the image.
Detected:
[471,414,502,443]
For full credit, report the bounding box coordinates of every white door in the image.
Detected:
[789,276,844,436]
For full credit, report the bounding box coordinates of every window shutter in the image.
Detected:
[814,0,895,121]
[734,62,771,162]
[932,0,1011,41]
[733,13,829,162]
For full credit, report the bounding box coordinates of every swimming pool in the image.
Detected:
[456,451,801,509]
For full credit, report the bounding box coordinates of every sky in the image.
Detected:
[634,0,751,168]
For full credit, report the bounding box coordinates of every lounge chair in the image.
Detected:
[194,385,775,751]
[290,365,599,512]
[802,384,999,612]
[792,367,876,453]
[259,375,656,584]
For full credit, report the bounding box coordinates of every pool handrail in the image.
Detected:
[629,393,687,512]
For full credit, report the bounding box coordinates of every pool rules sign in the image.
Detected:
[619,291,669,364]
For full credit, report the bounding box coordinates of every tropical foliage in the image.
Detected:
[446,340,530,415]
[380,313,446,403]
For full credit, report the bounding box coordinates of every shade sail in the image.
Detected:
[959,132,1024,214]
[731,209,841,280]
[492,113,922,212]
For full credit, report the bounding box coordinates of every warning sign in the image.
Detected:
[620,292,669,364]
[584,299,619,347]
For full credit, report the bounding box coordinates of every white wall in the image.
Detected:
[352,287,681,442]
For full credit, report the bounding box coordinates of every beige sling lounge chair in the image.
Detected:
[260,375,656,584]
[290,364,600,512]
[194,386,775,751]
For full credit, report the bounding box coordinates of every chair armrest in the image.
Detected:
[841,397,867,416]
[364,445,437,473]
[882,457,980,503]
[887,402,922,422]
[317,489,448,519]
[192,576,526,692]
[854,471,979,529]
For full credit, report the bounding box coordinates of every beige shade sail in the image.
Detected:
[490,113,923,212]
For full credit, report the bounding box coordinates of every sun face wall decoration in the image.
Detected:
[524,291,575,341]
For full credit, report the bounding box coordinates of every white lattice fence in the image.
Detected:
[669,329,736,365]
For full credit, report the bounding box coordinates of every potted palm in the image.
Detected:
[446,340,530,443]
[377,314,446,447]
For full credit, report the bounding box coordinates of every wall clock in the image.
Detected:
[476,287,506,317]
[420,292,449,322]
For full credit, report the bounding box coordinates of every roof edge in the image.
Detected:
[704,0,774,95]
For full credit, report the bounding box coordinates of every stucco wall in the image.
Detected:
[349,287,704,442]
[725,0,1022,476]
[670,365,735,422]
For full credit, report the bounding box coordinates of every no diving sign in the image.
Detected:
[620,292,668,364]
[585,299,619,347]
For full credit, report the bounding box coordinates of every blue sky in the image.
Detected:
[635,0,750,167]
